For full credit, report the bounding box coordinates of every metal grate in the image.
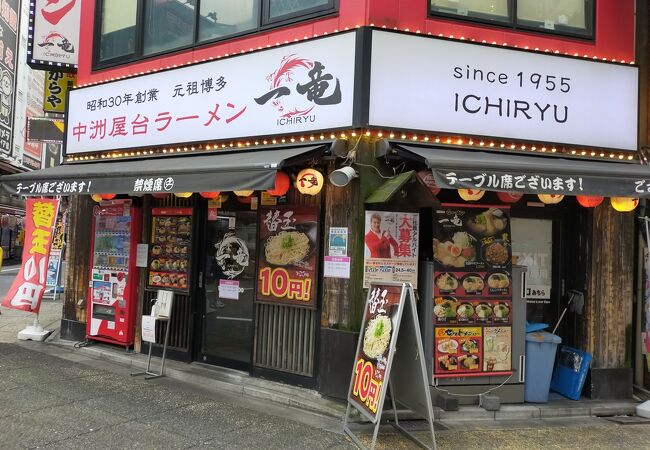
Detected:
[253,303,316,376]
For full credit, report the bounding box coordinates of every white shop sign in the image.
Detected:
[369,30,638,151]
[66,32,357,154]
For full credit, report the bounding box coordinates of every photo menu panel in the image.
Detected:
[432,205,513,377]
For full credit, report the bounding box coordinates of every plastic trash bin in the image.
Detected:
[550,346,592,400]
[525,331,562,403]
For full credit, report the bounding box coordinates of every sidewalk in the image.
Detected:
[1,293,642,437]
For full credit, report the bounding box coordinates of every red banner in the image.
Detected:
[2,198,59,313]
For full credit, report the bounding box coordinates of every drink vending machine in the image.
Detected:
[86,200,142,346]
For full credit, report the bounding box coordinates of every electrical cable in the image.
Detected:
[73,340,92,348]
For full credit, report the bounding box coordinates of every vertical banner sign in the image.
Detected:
[0,0,18,155]
[45,215,65,287]
[363,211,420,288]
[43,71,76,113]
[28,0,80,70]
[433,205,513,378]
[257,206,319,308]
[2,198,59,313]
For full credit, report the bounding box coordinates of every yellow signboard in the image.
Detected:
[43,71,76,113]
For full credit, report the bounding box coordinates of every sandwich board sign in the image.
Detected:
[343,282,436,449]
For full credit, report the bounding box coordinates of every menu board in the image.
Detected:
[148,207,192,292]
[349,284,403,420]
[433,205,512,378]
[257,206,319,308]
[483,326,512,372]
[435,327,482,375]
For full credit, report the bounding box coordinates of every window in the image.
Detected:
[98,0,138,62]
[95,0,337,67]
[429,0,593,39]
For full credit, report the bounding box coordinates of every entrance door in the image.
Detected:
[200,211,257,370]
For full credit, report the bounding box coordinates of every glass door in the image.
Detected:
[200,211,257,369]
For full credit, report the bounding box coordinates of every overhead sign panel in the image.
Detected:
[28,0,80,71]
[369,30,639,151]
[66,32,357,155]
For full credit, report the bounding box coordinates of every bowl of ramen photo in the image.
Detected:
[465,208,507,237]
[435,272,458,292]
[461,274,484,294]
[488,272,510,289]
[475,303,492,320]
[264,230,312,266]
[362,314,393,359]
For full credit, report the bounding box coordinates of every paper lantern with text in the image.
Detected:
[174,192,193,198]
[234,190,254,197]
[91,194,103,202]
[458,189,485,202]
[496,192,523,203]
[199,192,221,199]
[538,194,564,204]
[295,168,324,196]
[267,171,291,196]
[610,197,639,212]
[576,195,604,208]
[99,193,116,200]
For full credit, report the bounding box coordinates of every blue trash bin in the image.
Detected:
[525,331,562,403]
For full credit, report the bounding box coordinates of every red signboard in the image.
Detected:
[256,206,319,308]
[2,198,59,313]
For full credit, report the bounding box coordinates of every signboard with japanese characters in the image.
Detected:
[345,281,436,450]
[363,211,419,288]
[46,215,65,288]
[43,71,76,113]
[433,204,513,378]
[66,31,357,155]
[0,0,18,156]
[369,30,638,151]
[2,198,59,313]
[256,206,319,308]
[28,0,80,71]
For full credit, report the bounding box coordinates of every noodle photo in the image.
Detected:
[264,231,310,266]
[363,314,392,359]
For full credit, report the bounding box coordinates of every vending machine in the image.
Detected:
[86,200,142,346]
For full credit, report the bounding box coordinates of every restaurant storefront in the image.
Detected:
[1,27,645,399]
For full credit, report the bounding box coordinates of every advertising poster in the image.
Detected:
[257,207,319,308]
[2,198,59,313]
[483,326,512,373]
[433,205,513,377]
[148,208,192,292]
[349,284,403,420]
[434,327,483,375]
[363,211,419,288]
[328,227,348,256]
[43,71,76,113]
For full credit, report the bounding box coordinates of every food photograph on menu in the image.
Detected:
[432,205,513,377]
[148,209,192,292]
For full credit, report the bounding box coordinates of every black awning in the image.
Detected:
[396,144,650,197]
[0,145,327,196]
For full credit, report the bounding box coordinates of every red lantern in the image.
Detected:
[152,193,169,199]
[267,171,291,197]
[497,192,523,203]
[416,170,441,195]
[99,193,116,200]
[576,195,604,208]
[200,192,221,199]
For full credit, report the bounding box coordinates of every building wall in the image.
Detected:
[78,1,635,87]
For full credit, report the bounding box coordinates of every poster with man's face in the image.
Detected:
[363,211,419,288]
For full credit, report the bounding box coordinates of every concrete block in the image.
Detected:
[432,392,459,411]
[480,394,500,411]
